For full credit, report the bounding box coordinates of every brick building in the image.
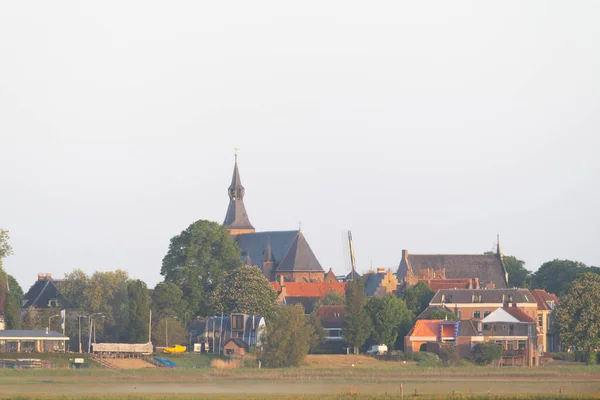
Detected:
[223,155,325,282]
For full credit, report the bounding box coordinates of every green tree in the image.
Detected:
[258,304,317,367]
[210,266,278,319]
[425,310,459,321]
[400,282,434,317]
[531,259,589,295]
[152,317,187,347]
[315,290,345,308]
[59,269,89,309]
[307,311,325,352]
[161,220,242,316]
[472,342,502,365]
[0,229,12,265]
[555,273,600,352]
[4,275,23,329]
[22,306,43,330]
[343,278,372,354]
[126,280,150,343]
[503,255,531,288]
[365,295,411,349]
[151,281,188,319]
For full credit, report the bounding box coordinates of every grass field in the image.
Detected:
[0,354,599,398]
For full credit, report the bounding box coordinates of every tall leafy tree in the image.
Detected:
[151,281,188,319]
[425,310,458,321]
[555,273,600,352]
[161,220,242,316]
[343,278,372,354]
[365,295,411,349]
[531,259,589,295]
[126,280,150,343]
[22,306,42,330]
[503,256,531,288]
[59,269,89,309]
[400,282,434,318]
[0,229,11,265]
[258,304,317,367]
[152,317,187,347]
[4,275,23,329]
[210,266,278,319]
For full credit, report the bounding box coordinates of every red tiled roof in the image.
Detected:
[530,289,559,311]
[502,307,536,323]
[269,282,345,297]
[410,320,441,337]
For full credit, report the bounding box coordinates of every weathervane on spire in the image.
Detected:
[234,144,238,163]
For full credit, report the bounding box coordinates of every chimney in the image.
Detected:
[279,275,284,286]
[377,268,385,274]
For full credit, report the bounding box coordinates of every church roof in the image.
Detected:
[276,231,324,272]
[223,157,254,230]
[400,252,508,288]
[234,230,298,267]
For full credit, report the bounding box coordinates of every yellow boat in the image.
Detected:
[163,344,186,354]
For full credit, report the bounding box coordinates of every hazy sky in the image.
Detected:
[1,1,599,291]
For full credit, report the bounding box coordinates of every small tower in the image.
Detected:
[223,152,255,235]
[261,241,276,281]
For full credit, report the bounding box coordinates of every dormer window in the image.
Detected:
[472,294,482,303]
[48,299,58,308]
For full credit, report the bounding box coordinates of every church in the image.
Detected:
[223,155,326,283]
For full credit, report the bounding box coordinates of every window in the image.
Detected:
[509,324,514,335]
[502,325,507,330]
[231,315,244,330]
[518,341,526,350]
[474,310,481,319]
[472,294,482,303]
[328,329,341,338]
[483,311,491,318]
[442,294,452,303]
[538,315,543,327]
[456,310,461,319]
[483,324,489,331]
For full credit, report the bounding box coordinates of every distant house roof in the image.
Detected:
[398,251,508,288]
[234,230,298,268]
[0,330,69,340]
[416,304,455,320]
[270,282,346,297]
[345,269,361,281]
[409,320,440,339]
[276,231,324,273]
[430,289,536,305]
[21,278,61,309]
[530,289,559,311]
[224,338,248,349]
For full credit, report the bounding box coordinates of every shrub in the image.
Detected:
[403,351,440,366]
[439,346,460,366]
[472,342,502,365]
[587,350,597,365]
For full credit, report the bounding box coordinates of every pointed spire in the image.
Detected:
[244,253,253,266]
[223,152,255,233]
[496,233,502,258]
[263,241,275,263]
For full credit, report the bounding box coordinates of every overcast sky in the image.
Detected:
[1,1,599,290]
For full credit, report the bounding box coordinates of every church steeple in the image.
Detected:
[223,153,255,235]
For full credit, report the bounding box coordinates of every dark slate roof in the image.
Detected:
[263,241,275,263]
[417,304,455,320]
[22,279,61,309]
[276,231,324,273]
[284,296,319,314]
[234,230,298,267]
[399,253,508,288]
[345,269,361,281]
[0,330,68,339]
[363,273,385,297]
[430,288,536,304]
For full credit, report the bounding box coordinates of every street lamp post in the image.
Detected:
[78,314,88,353]
[48,314,59,331]
[87,313,106,353]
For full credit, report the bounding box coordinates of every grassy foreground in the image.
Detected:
[0,395,598,400]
